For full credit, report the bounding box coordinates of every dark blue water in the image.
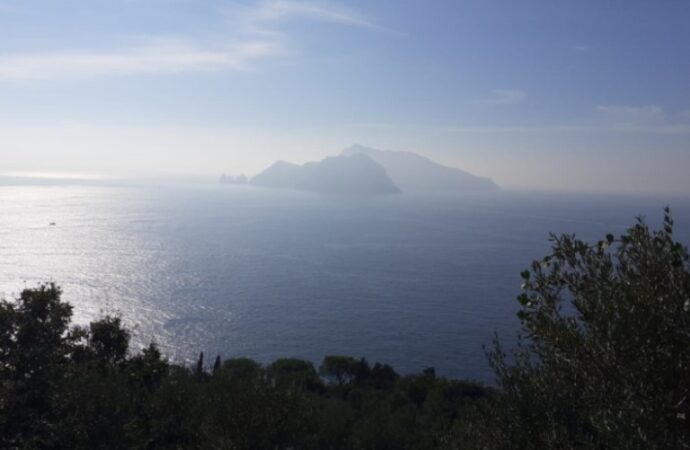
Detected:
[1,184,688,382]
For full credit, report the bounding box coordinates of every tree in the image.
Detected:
[88,316,130,368]
[319,356,359,387]
[370,362,399,390]
[267,358,323,392]
[472,209,690,449]
[0,283,74,447]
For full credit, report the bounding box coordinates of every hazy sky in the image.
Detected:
[1,0,689,192]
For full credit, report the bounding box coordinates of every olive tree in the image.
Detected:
[472,209,690,449]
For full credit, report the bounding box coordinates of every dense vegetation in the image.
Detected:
[0,283,490,449]
[1,209,688,449]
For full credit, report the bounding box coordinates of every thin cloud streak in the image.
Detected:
[0,38,285,81]
[594,105,665,126]
[248,0,403,35]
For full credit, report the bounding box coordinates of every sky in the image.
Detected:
[0,0,689,192]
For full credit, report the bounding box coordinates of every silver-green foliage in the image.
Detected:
[481,208,690,449]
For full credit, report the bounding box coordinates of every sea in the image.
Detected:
[1,183,688,382]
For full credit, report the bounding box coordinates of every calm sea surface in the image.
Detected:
[1,184,688,381]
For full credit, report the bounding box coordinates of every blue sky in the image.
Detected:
[1,0,689,191]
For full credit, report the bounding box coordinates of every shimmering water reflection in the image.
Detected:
[1,185,688,381]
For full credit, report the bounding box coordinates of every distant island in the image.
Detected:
[250,153,400,195]
[219,173,248,185]
[220,145,499,195]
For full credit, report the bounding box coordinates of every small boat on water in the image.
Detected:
[49,222,56,226]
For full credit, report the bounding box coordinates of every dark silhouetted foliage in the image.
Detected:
[0,284,490,449]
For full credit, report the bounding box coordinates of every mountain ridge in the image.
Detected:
[341,144,499,192]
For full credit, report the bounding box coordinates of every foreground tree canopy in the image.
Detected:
[0,209,688,449]
[453,208,690,449]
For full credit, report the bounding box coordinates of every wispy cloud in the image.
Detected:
[0,39,284,81]
[244,0,402,35]
[473,89,527,106]
[590,105,690,133]
[594,105,665,126]
[0,1,397,81]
